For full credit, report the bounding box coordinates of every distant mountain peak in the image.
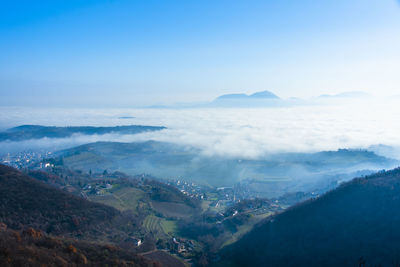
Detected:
[215,90,280,101]
[249,90,279,99]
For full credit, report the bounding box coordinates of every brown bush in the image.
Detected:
[23,228,43,239]
[66,244,77,254]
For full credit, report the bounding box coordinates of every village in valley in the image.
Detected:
[1,149,316,263]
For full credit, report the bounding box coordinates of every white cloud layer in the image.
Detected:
[2,99,400,159]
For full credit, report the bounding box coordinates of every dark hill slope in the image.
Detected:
[0,226,155,267]
[0,164,119,236]
[222,168,400,267]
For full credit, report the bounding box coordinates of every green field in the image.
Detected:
[89,186,146,212]
[151,201,195,219]
[143,215,177,237]
[221,212,272,248]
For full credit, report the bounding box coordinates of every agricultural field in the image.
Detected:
[143,215,177,237]
[89,186,146,212]
[151,201,195,219]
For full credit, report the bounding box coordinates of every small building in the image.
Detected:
[131,237,142,247]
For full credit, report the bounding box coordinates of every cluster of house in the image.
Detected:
[1,151,53,169]
[82,182,113,195]
[172,237,195,254]
[168,179,206,200]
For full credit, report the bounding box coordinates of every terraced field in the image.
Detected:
[89,186,146,212]
[143,215,177,237]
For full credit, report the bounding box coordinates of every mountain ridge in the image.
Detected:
[0,125,166,142]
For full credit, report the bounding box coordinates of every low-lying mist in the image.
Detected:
[2,98,400,159]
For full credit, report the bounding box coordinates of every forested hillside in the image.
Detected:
[222,168,400,266]
[0,164,120,236]
[0,225,155,267]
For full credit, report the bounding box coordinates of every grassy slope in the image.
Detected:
[151,201,196,219]
[221,212,272,248]
[86,181,183,238]
[89,187,146,213]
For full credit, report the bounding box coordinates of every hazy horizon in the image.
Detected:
[2,99,400,160]
[1,0,400,107]
[3,2,400,266]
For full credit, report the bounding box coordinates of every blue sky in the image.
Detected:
[1,0,400,106]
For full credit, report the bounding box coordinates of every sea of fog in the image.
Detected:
[1,100,400,159]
